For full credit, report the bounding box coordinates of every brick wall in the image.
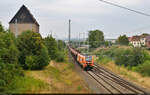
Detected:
[9,23,39,36]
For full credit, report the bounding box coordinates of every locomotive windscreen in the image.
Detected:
[85,56,92,62]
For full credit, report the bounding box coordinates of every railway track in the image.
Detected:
[68,49,150,94]
[86,63,150,94]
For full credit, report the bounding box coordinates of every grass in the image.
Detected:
[25,59,91,93]
[77,86,82,91]
[6,76,49,94]
[45,65,61,81]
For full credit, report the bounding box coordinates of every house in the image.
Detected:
[129,36,141,47]
[146,36,150,48]
[140,34,148,46]
[9,5,39,36]
[129,34,150,47]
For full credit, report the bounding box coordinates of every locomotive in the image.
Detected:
[68,46,94,70]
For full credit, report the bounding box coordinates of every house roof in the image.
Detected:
[9,5,39,26]
[130,36,140,41]
[140,34,149,38]
[146,36,150,41]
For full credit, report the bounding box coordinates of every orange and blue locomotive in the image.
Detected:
[69,46,94,70]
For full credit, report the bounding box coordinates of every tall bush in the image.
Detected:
[44,35,58,60]
[0,24,4,32]
[0,25,23,92]
[0,63,23,92]
[17,31,50,70]
[115,48,145,67]
[0,32,19,64]
[135,61,150,76]
[56,51,65,62]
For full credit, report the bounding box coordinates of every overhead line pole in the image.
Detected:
[68,19,71,62]
[69,19,71,45]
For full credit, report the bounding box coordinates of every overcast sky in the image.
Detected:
[1,0,150,39]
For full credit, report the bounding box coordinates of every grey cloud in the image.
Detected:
[0,0,150,39]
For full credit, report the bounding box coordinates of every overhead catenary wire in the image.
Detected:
[99,0,150,17]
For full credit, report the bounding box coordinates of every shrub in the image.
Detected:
[44,36,66,62]
[0,24,4,32]
[96,46,150,76]
[57,40,66,51]
[115,48,132,66]
[97,47,150,67]
[0,32,19,64]
[56,52,65,62]
[36,45,50,69]
[0,24,23,93]
[101,57,112,64]
[135,61,150,76]
[0,63,23,92]
[44,35,58,60]
[25,56,37,70]
[115,48,145,67]
[17,31,50,70]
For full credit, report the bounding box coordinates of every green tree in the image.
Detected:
[88,30,104,48]
[0,24,23,92]
[0,32,19,64]
[17,31,50,70]
[0,23,4,32]
[25,46,49,70]
[57,40,66,51]
[44,35,58,60]
[117,35,129,45]
[141,33,149,36]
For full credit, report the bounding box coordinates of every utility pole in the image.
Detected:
[87,32,89,54]
[68,19,71,63]
[79,33,80,47]
[79,33,82,47]
[84,32,86,46]
[68,19,71,44]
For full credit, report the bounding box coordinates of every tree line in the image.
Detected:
[96,46,150,76]
[88,30,132,48]
[0,23,66,92]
